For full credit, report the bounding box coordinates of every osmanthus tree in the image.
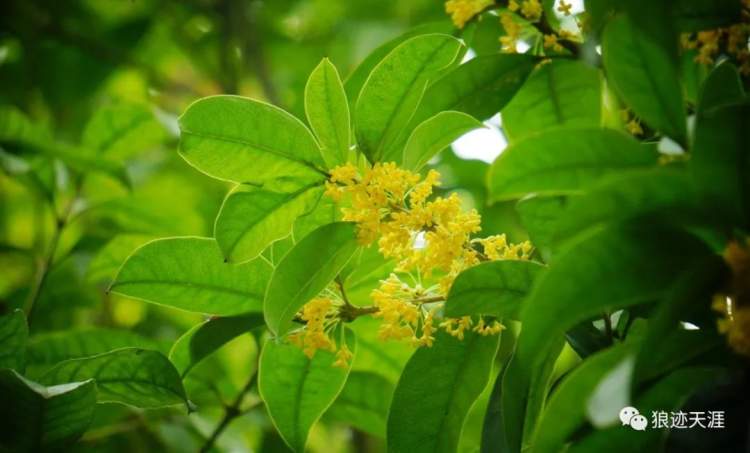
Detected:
[1,0,750,451]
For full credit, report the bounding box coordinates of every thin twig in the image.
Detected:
[199,371,257,453]
[24,178,82,324]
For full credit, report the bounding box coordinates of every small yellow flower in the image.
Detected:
[543,34,564,53]
[441,316,473,340]
[557,0,572,16]
[508,0,520,12]
[445,0,493,29]
[520,0,543,22]
[499,13,522,53]
[333,343,353,368]
[626,119,643,136]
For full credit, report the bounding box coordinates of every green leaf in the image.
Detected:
[259,330,355,452]
[480,367,510,453]
[501,60,602,142]
[40,348,188,409]
[516,196,567,260]
[691,101,750,226]
[264,222,359,336]
[532,344,631,453]
[87,234,155,284]
[553,168,702,242]
[0,309,28,370]
[402,111,483,170]
[602,14,687,144]
[698,61,745,114]
[387,330,499,453]
[503,224,712,450]
[82,103,166,159]
[110,237,272,315]
[325,371,394,438]
[344,23,454,109]
[409,53,537,127]
[633,255,725,385]
[355,34,463,162]
[169,313,264,378]
[305,58,351,167]
[487,128,656,202]
[178,95,326,188]
[215,184,324,263]
[445,260,544,319]
[26,328,161,379]
[0,369,96,451]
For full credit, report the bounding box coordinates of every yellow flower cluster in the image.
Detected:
[327,163,482,278]
[324,163,532,348]
[289,297,334,358]
[445,0,493,29]
[499,2,580,55]
[681,5,750,75]
[500,13,522,53]
[288,296,354,368]
[519,0,542,22]
[712,239,750,357]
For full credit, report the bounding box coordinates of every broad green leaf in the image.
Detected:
[344,23,454,109]
[305,58,351,167]
[387,330,499,453]
[0,309,27,370]
[532,344,631,453]
[602,14,687,144]
[86,234,155,284]
[445,260,544,319]
[169,313,264,378]
[501,337,565,452]
[501,60,602,142]
[264,222,359,336]
[355,34,463,162]
[0,369,96,451]
[633,255,725,386]
[215,184,323,263]
[516,196,567,260]
[259,330,355,452]
[480,367,510,453]
[402,111,483,170]
[504,224,712,450]
[179,95,326,188]
[325,371,394,438]
[407,53,537,132]
[487,128,656,201]
[110,237,272,315]
[26,328,161,379]
[40,348,188,409]
[691,101,750,226]
[569,367,726,453]
[553,168,702,242]
[519,224,712,371]
[697,61,745,114]
[0,105,128,184]
[82,103,166,159]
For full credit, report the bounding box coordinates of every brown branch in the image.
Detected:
[199,370,258,453]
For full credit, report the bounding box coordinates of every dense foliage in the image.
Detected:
[1,0,749,452]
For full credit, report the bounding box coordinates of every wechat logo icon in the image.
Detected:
[620,406,648,431]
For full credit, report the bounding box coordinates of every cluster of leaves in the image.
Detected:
[1,0,750,452]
